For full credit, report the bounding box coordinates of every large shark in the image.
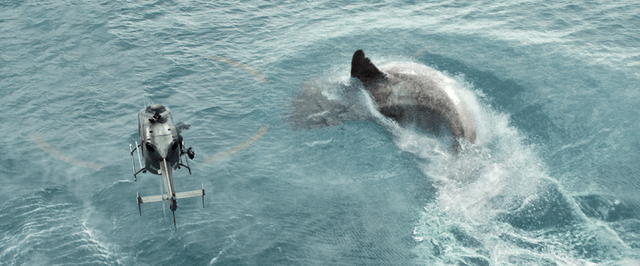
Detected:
[351,50,476,144]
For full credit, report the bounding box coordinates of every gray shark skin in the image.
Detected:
[351,50,476,144]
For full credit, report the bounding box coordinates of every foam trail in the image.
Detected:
[395,72,636,265]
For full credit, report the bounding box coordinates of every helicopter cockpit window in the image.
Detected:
[171,140,179,151]
[146,142,156,154]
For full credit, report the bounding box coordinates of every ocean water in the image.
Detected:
[1,0,640,265]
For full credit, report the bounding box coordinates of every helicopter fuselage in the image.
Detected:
[138,104,182,175]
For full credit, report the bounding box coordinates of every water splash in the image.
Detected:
[287,58,639,265]
[381,69,639,265]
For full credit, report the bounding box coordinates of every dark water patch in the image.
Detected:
[449,226,483,249]
[113,38,139,51]
[497,183,581,231]
[457,255,491,266]
[575,195,639,222]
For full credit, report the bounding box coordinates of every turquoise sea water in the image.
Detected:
[2,1,640,265]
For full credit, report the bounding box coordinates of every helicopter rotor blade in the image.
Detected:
[29,132,103,170]
[209,55,267,83]
[203,126,268,163]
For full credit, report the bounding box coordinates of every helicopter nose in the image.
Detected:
[151,135,179,159]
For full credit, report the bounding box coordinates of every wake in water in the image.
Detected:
[396,72,637,265]
[287,61,639,265]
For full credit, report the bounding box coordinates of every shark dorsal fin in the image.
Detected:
[350,50,385,84]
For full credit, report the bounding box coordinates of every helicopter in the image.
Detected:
[28,56,270,230]
[129,104,204,230]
